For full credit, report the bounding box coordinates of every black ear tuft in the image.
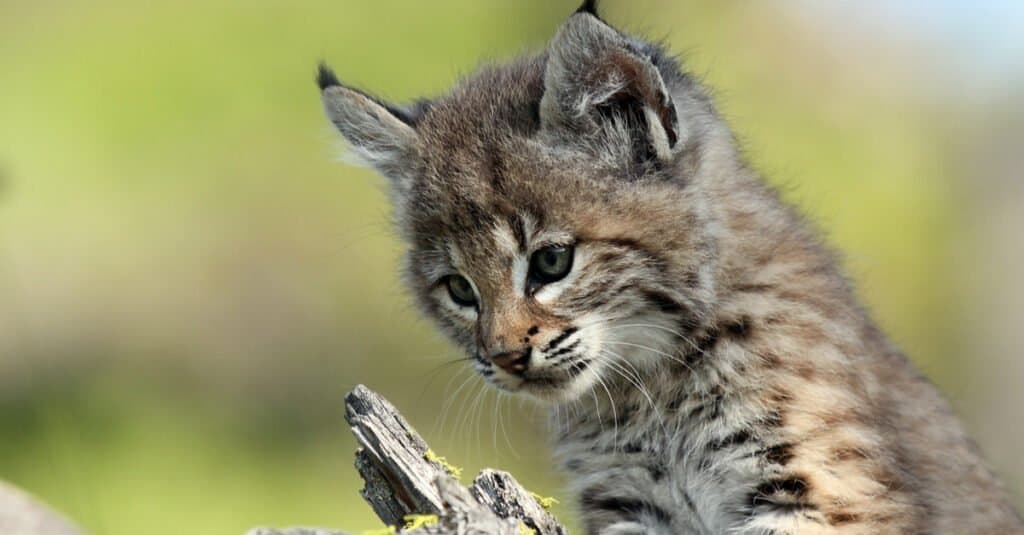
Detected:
[575,0,600,17]
[316,61,341,91]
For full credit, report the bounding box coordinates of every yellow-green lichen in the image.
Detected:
[517,521,537,535]
[529,492,559,510]
[424,449,463,479]
[403,513,440,530]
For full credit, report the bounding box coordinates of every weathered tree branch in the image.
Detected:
[248,385,569,535]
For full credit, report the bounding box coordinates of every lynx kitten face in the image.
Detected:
[317,5,720,403]
[401,157,720,404]
[317,2,1022,533]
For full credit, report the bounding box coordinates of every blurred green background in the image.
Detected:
[1,1,1022,533]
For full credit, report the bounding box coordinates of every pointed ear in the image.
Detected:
[317,63,420,194]
[540,12,680,163]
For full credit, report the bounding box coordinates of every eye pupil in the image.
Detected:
[446,275,477,307]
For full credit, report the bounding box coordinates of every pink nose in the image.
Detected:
[489,349,531,375]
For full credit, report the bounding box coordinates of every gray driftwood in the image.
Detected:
[248,384,568,535]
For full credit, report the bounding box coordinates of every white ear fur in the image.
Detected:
[321,84,418,196]
[540,13,679,163]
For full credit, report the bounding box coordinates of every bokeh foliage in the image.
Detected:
[0,1,1016,534]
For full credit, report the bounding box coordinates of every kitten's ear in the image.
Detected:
[317,63,420,194]
[540,10,679,163]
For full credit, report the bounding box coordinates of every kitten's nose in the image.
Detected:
[489,348,532,376]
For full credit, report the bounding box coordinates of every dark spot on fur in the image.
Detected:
[762,443,795,466]
[755,477,809,500]
[567,280,618,312]
[595,237,670,273]
[767,390,794,405]
[642,289,684,314]
[509,214,528,252]
[725,315,753,338]
[483,150,508,192]
[748,476,816,517]
[580,490,672,524]
[734,282,776,294]
[682,492,701,520]
[545,327,578,350]
[612,403,638,427]
[686,389,724,422]
[762,409,784,429]
[697,456,712,472]
[709,428,753,451]
[623,441,643,454]
[450,196,496,231]
[592,251,622,265]
[833,446,870,462]
[678,314,701,333]
[648,463,666,481]
[566,358,590,377]
[826,511,861,525]
[527,325,539,336]
[684,399,708,421]
[668,393,687,411]
[695,327,720,355]
[549,340,581,358]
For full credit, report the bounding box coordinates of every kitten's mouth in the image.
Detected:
[486,357,595,401]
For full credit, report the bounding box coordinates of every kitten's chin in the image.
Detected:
[488,364,602,405]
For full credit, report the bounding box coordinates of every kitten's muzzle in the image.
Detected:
[488,347,532,376]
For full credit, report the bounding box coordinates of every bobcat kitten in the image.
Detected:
[316,2,1022,533]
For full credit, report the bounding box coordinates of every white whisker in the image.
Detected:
[604,340,694,372]
[596,349,670,440]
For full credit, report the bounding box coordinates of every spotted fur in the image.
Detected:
[316,3,1022,533]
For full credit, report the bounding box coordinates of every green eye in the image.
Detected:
[529,245,574,285]
[446,274,477,307]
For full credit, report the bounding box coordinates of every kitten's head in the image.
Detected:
[318,4,733,402]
